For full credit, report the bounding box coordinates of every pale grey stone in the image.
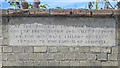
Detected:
[70,61,79,66]
[90,47,101,53]
[18,53,29,61]
[24,47,33,53]
[34,61,48,66]
[3,46,12,53]
[79,61,90,66]
[65,53,75,61]
[47,53,54,60]
[59,61,70,66]
[75,53,88,61]
[8,53,19,61]
[58,47,69,53]
[102,61,118,66]
[97,53,107,61]
[112,46,118,54]
[48,61,59,66]
[108,53,118,60]
[2,61,13,66]
[13,47,24,53]
[2,53,7,61]
[48,47,57,53]
[34,47,47,53]
[54,53,64,61]
[29,53,44,61]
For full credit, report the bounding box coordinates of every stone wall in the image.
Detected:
[0,15,120,68]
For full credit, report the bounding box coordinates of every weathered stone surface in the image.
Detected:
[2,61,13,66]
[59,61,70,66]
[70,61,79,66]
[111,46,118,54]
[46,53,54,60]
[102,61,118,66]
[108,53,118,60]
[48,61,59,66]
[90,61,102,66]
[34,47,47,53]
[65,53,75,61]
[18,53,29,61]
[8,53,19,61]
[74,47,90,53]
[79,61,90,66]
[75,53,96,61]
[54,53,64,61]
[97,53,107,61]
[58,47,69,53]
[13,47,24,53]
[48,47,57,53]
[34,61,48,66]
[2,53,7,61]
[23,61,34,66]
[24,47,33,53]
[3,46,12,53]
[90,47,101,53]
[29,53,44,61]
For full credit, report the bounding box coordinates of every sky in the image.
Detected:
[0,0,120,9]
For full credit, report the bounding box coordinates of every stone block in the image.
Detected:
[34,47,47,53]
[79,61,90,66]
[70,61,79,66]
[3,46,12,53]
[75,53,96,61]
[29,53,44,61]
[24,47,33,53]
[69,47,75,52]
[13,47,24,53]
[34,61,48,66]
[0,46,2,53]
[108,53,118,60]
[59,61,70,66]
[8,53,19,61]
[111,46,118,54]
[48,61,59,66]
[90,47,101,53]
[46,53,54,60]
[102,61,118,66]
[2,61,13,66]
[48,47,57,53]
[79,47,90,53]
[2,53,7,61]
[97,53,107,61]
[65,53,75,61]
[90,61,102,66]
[18,53,29,61]
[58,47,69,53]
[101,47,111,53]
[23,61,34,66]
[12,61,24,66]
[54,53,64,61]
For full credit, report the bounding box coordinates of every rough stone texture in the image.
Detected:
[24,47,33,53]
[54,53,64,61]
[3,46,12,53]
[102,61,118,66]
[34,47,47,53]
[48,47,57,53]
[108,53,118,60]
[1,15,120,67]
[59,61,70,66]
[58,47,69,53]
[13,47,24,53]
[48,61,59,66]
[97,53,107,61]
